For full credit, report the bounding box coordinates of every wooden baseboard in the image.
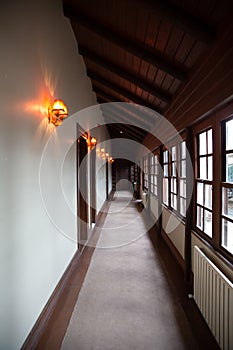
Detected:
[21,196,111,350]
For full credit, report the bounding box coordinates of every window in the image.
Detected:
[221,118,233,254]
[143,157,148,190]
[150,154,158,196]
[170,146,178,210]
[196,129,213,237]
[163,150,169,205]
[162,142,186,216]
[180,141,186,217]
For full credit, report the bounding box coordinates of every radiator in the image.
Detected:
[193,245,233,350]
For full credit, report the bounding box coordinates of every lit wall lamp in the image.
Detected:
[48,99,68,126]
[90,137,97,149]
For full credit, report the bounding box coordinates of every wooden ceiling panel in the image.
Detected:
[135,6,149,43]
[144,13,160,48]
[164,26,184,59]
[154,19,173,52]
[167,78,180,95]
[63,0,231,143]
[154,69,167,87]
[146,65,159,85]
[161,75,175,92]
[174,34,196,65]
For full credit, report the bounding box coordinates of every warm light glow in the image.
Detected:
[90,137,97,147]
[48,99,68,126]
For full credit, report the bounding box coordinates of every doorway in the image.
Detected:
[77,127,88,252]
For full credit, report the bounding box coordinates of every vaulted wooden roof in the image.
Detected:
[63,0,233,142]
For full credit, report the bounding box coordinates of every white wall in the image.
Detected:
[162,207,185,259]
[0,0,108,348]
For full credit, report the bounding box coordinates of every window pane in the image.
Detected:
[197,182,203,205]
[207,129,213,153]
[181,160,186,177]
[172,163,176,176]
[196,206,203,230]
[163,151,168,163]
[222,187,233,219]
[207,156,213,180]
[180,198,186,216]
[204,210,212,237]
[226,154,233,183]
[181,141,186,158]
[221,219,233,254]
[163,178,169,205]
[199,132,207,155]
[199,157,207,179]
[172,194,177,210]
[180,179,186,197]
[226,119,233,151]
[204,184,212,209]
[171,146,176,160]
[164,164,168,177]
[171,178,177,194]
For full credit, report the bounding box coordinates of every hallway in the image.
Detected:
[61,191,197,350]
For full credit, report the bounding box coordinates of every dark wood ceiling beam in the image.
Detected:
[105,122,144,142]
[94,88,154,128]
[64,6,187,80]
[103,111,147,139]
[131,0,215,44]
[79,46,172,104]
[88,69,162,114]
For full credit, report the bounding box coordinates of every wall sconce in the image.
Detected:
[90,137,97,149]
[48,99,68,126]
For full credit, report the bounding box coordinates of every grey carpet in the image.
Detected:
[61,191,198,350]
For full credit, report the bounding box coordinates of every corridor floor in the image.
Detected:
[61,191,198,350]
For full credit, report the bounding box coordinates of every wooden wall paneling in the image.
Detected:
[167,22,233,113]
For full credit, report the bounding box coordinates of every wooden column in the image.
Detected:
[184,127,194,283]
[158,146,163,234]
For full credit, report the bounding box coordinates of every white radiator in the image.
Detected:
[193,245,233,350]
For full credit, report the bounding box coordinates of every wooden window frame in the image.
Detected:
[192,105,233,264]
[150,153,159,197]
[195,128,214,238]
[143,156,148,190]
[221,116,233,256]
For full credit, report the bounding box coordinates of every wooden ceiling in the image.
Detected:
[63,0,232,142]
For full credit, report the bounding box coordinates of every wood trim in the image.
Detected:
[184,127,194,282]
[21,196,113,350]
